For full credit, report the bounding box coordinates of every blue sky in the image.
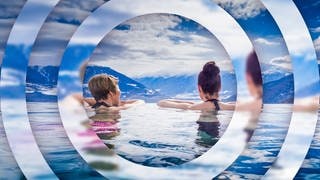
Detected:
[26,0,107,66]
[0,0,26,64]
[259,0,319,90]
[217,1,292,72]
[4,0,59,45]
[293,0,320,61]
[0,0,59,87]
[211,0,319,92]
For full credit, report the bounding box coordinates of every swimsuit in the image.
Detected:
[91,121,119,134]
[205,99,220,111]
[91,101,119,137]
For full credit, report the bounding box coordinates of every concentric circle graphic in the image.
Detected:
[83,12,238,167]
[0,0,319,179]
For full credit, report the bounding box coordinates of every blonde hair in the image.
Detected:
[88,74,118,101]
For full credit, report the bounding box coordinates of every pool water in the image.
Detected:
[27,102,103,179]
[216,104,292,179]
[88,104,233,167]
[0,117,24,179]
[295,109,320,179]
[1,100,319,179]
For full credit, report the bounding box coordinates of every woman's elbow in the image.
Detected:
[157,100,167,107]
[134,99,145,105]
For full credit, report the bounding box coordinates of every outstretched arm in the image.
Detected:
[159,99,195,105]
[157,99,202,110]
[119,99,145,109]
[121,99,145,106]
[219,102,236,110]
[99,100,145,112]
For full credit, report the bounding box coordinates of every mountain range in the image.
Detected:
[0,45,318,103]
[134,72,237,102]
[23,65,296,104]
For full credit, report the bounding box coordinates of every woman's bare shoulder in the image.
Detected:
[188,101,212,110]
[219,101,236,111]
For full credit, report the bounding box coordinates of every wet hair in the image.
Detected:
[88,74,118,101]
[198,61,221,96]
[246,51,262,86]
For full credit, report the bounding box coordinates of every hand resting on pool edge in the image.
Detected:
[87,74,145,113]
[157,61,235,111]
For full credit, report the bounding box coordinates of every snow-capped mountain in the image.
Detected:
[134,72,237,102]
[83,66,160,100]
[260,62,292,83]
[263,73,294,104]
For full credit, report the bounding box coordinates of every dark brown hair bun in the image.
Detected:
[198,61,221,96]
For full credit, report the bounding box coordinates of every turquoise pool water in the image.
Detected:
[1,101,319,179]
[88,104,233,167]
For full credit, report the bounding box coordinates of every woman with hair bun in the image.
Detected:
[157,61,235,111]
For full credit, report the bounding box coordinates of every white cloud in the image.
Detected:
[30,0,58,6]
[0,1,26,18]
[91,59,231,78]
[28,22,77,66]
[8,0,101,45]
[71,0,252,59]
[46,0,107,24]
[8,0,59,45]
[59,70,78,77]
[70,8,132,45]
[0,68,24,87]
[311,27,320,33]
[261,0,316,59]
[123,13,182,31]
[48,7,89,24]
[314,37,320,51]
[261,0,319,92]
[34,21,77,42]
[26,83,57,95]
[72,0,254,79]
[270,55,292,70]
[254,37,280,46]
[89,14,233,77]
[28,0,107,66]
[60,0,107,12]
[213,0,266,19]
[251,36,292,70]
[40,87,57,95]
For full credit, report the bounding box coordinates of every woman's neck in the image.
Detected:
[204,94,219,101]
[98,98,113,106]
